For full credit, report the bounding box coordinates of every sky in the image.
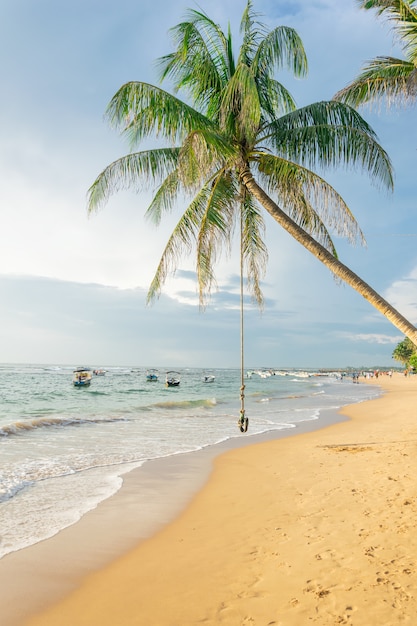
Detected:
[0,0,416,369]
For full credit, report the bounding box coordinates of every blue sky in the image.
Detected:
[0,0,416,368]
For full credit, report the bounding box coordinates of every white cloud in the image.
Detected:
[383,267,417,325]
[337,332,402,345]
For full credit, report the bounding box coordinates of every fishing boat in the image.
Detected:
[146,368,159,382]
[93,369,106,376]
[202,373,215,383]
[165,371,180,387]
[73,367,92,387]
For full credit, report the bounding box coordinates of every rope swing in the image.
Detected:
[238,208,248,433]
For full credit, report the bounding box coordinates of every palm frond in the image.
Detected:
[144,170,180,226]
[221,62,261,139]
[334,57,417,106]
[257,154,366,248]
[241,191,268,307]
[275,191,339,256]
[87,148,180,213]
[147,177,238,305]
[147,185,214,304]
[195,173,238,305]
[338,2,417,108]
[157,10,231,112]
[175,128,238,189]
[358,0,417,59]
[106,82,214,147]
[252,25,308,79]
[263,101,394,190]
[257,78,297,121]
[240,0,267,64]
[358,0,417,19]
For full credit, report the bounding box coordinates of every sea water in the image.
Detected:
[0,364,380,559]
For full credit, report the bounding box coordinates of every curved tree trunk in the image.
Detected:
[239,165,417,346]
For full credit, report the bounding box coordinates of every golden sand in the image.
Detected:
[9,374,417,624]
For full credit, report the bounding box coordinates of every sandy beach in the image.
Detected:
[3,372,417,625]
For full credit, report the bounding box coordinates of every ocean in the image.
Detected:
[0,363,380,560]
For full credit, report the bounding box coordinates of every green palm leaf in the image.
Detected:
[106,82,215,146]
[158,9,231,111]
[240,192,268,307]
[88,148,180,211]
[147,178,237,305]
[335,1,417,107]
[335,57,417,106]
[262,102,393,189]
[257,154,365,248]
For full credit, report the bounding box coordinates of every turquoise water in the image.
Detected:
[0,363,380,559]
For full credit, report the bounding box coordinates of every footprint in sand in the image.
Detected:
[303,580,331,598]
[364,545,380,558]
[314,548,336,561]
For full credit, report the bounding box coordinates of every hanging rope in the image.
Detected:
[238,206,248,433]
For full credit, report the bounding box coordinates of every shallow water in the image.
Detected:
[0,364,379,558]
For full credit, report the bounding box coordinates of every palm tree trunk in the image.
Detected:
[239,165,417,346]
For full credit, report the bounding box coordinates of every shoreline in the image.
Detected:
[0,400,348,626]
[0,393,354,625]
[5,374,417,624]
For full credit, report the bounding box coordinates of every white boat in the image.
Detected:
[93,369,106,376]
[202,374,215,383]
[73,367,92,387]
[165,371,180,387]
[146,368,159,382]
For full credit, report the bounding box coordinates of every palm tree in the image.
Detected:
[334,0,417,108]
[88,1,417,352]
[392,336,416,365]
